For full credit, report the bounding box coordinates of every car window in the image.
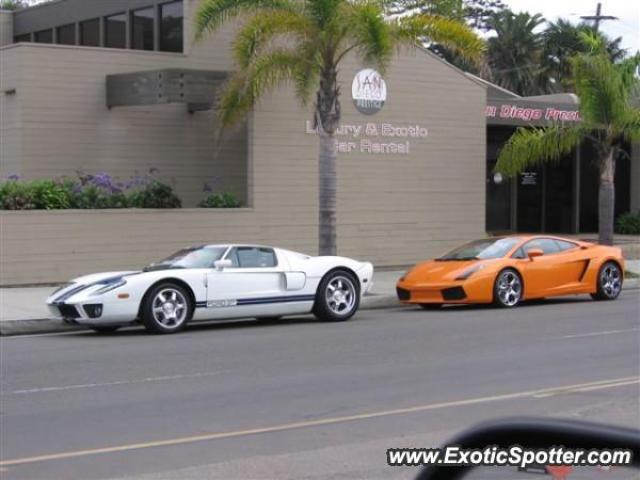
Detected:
[554,239,578,251]
[522,238,561,255]
[438,237,522,260]
[227,247,277,268]
[146,246,227,270]
[512,247,526,259]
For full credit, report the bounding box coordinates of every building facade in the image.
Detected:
[1,0,490,284]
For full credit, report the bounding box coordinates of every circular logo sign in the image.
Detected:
[352,68,387,115]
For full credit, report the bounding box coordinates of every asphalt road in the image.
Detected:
[1,292,639,480]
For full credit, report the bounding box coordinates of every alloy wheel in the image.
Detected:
[497,270,522,307]
[600,263,622,299]
[151,288,188,327]
[325,275,357,315]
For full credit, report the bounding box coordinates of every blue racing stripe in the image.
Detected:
[237,295,315,306]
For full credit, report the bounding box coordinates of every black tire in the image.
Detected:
[591,261,623,301]
[420,304,442,310]
[493,268,523,308]
[313,270,360,322]
[141,282,193,334]
[90,326,121,334]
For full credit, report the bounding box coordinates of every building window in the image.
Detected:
[34,29,53,43]
[105,12,127,49]
[160,0,183,52]
[80,18,100,46]
[14,33,31,43]
[131,7,155,51]
[56,24,76,45]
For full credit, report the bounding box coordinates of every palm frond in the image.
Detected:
[233,10,315,68]
[340,1,393,71]
[217,49,307,125]
[307,0,343,30]
[616,53,640,93]
[195,0,299,40]
[621,108,640,143]
[571,53,628,129]
[393,14,485,63]
[293,40,322,105]
[495,125,583,177]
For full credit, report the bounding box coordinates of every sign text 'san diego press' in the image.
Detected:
[305,121,428,155]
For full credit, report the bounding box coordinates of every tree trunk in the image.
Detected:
[598,149,616,245]
[318,130,337,256]
[315,63,340,256]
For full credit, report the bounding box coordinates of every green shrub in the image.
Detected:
[0,179,36,210]
[199,192,241,208]
[127,181,182,209]
[72,185,129,209]
[0,172,183,210]
[30,180,75,210]
[615,211,640,235]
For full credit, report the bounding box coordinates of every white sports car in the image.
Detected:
[46,245,374,334]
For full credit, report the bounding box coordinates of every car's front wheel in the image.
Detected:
[493,268,523,308]
[591,261,623,301]
[313,270,360,322]
[141,283,193,334]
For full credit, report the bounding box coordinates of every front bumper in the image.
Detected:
[47,300,138,326]
[396,280,490,304]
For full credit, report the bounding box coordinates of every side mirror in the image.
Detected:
[527,248,544,260]
[214,259,233,271]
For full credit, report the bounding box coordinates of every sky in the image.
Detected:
[503,0,640,53]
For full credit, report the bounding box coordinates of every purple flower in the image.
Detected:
[203,176,221,193]
[7,174,20,181]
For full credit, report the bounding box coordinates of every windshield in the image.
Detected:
[438,237,522,261]
[145,246,227,270]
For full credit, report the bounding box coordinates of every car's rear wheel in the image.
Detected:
[493,268,522,308]
[141,283,193,334]
[591,261,622,301]
[420,304,442,310]
[90,326,120,334]
[313,270,360,322]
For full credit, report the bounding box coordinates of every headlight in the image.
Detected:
[91,278,127,296]
[455,264,486,281]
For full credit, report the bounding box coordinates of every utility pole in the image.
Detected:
[580,2,618,32]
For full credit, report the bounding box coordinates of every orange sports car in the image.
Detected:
[396,235,625,308]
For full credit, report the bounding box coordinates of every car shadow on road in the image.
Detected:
[406,295,596,313]
[70,315,324,338]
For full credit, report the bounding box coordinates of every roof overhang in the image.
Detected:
[106,69,228,113]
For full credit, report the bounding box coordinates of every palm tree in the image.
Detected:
[496,41,640,245]
[542,19,626,93]
[195,0,483,255]
[486,10,546,96]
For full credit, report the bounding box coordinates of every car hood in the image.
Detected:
[403,260,479,282]
[71,271,141,285]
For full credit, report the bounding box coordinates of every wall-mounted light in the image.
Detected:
[3,88,17,95]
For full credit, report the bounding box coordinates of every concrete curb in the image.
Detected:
[2,280,637,337]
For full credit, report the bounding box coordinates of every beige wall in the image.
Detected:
[0,11,12,47]
[0,0,487,284]
[0,11,248,206]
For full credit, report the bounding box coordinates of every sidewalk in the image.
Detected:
[1,265,638,336]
